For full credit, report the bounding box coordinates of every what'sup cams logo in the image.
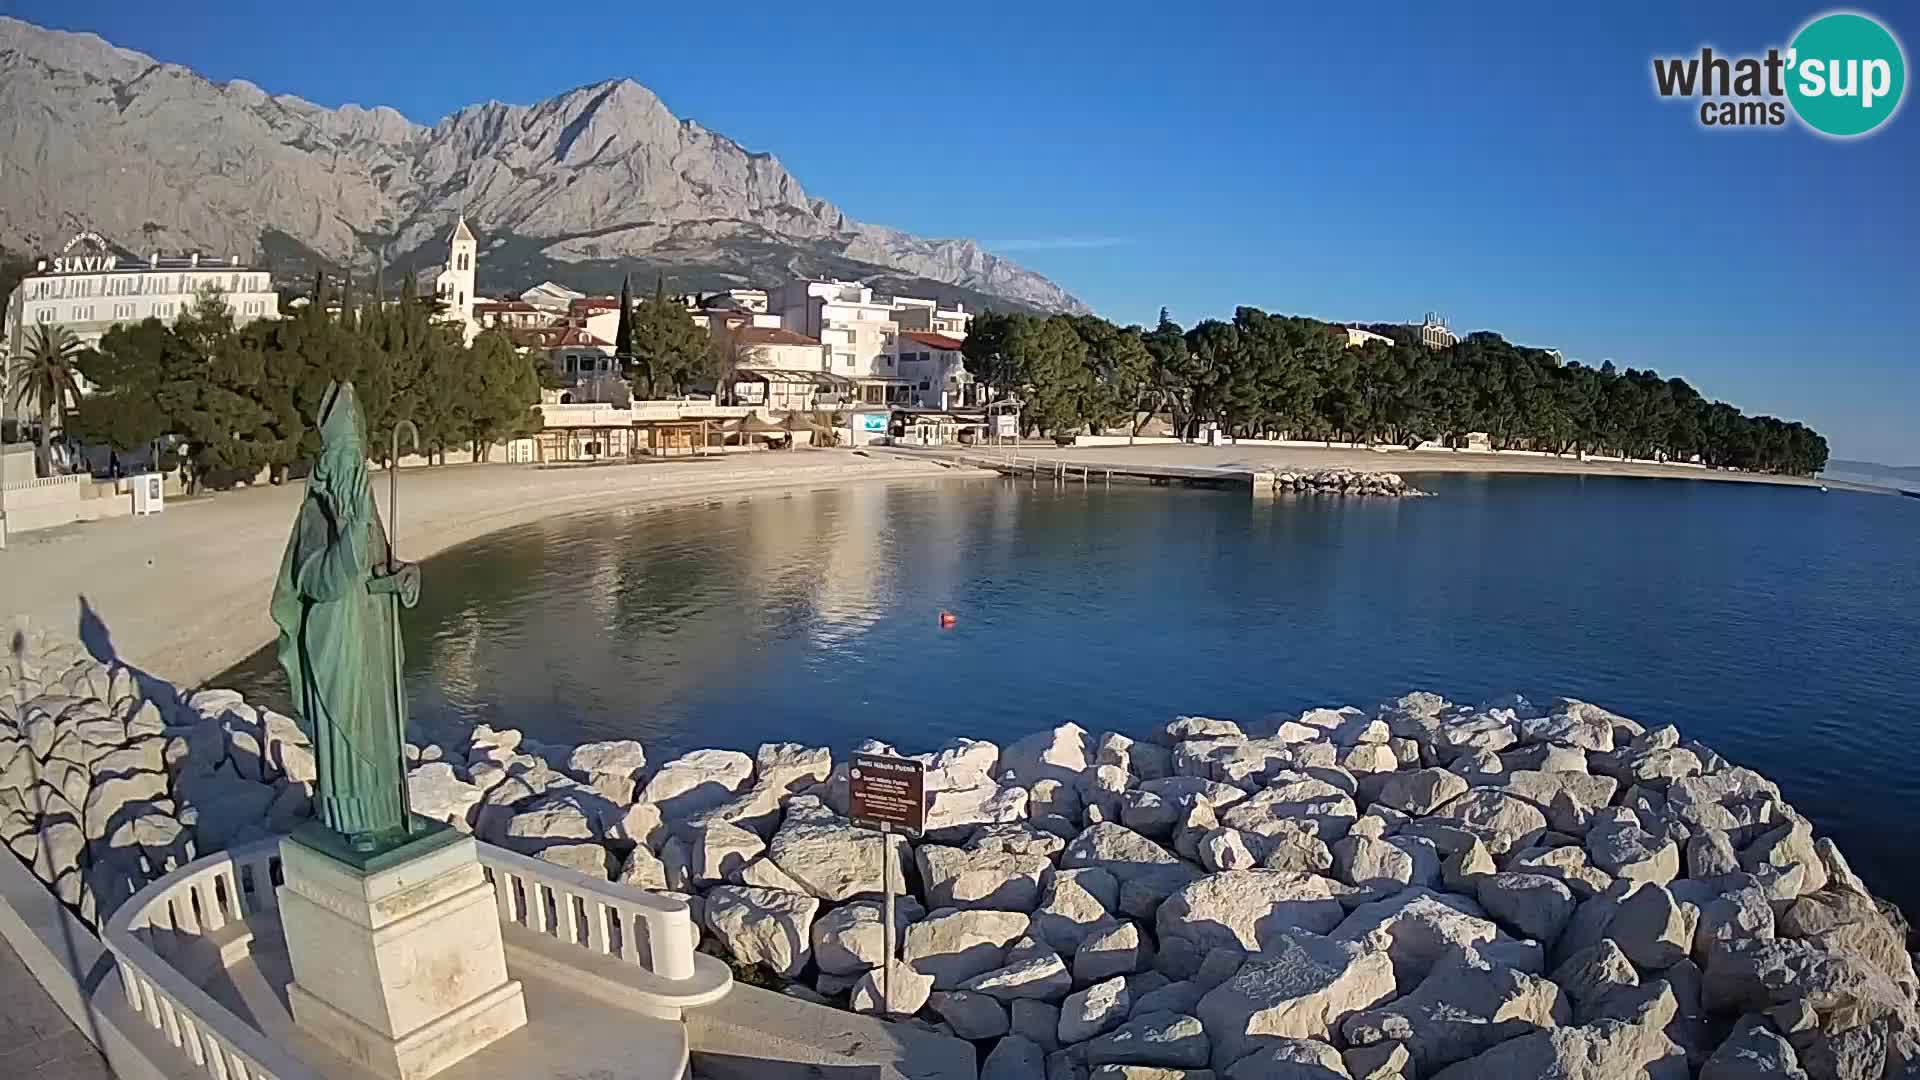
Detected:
[1653,11,1906,137]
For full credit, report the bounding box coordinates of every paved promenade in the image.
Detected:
[0,936,113,1079]
[5,450,979,691]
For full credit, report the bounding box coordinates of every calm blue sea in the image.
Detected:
[221,474,1920,909]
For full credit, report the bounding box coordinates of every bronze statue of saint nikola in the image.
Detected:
[270,382,422,852]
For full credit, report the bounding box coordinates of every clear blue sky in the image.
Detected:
[14,1,1918,462]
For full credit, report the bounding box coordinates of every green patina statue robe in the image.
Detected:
[270,382,421,847]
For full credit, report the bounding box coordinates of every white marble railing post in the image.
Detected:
[474,845,699,983]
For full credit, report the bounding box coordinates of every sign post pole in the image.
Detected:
[847,751,926,1019]
[881,820,895,1013]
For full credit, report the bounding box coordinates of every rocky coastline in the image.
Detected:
[4,626,1915,1079]
[1272,469,1427,497]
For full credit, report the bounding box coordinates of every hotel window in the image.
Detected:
[36,308,53,322]
[75,305,94,321]
[114,303,134,319]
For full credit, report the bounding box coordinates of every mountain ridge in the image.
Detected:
[0,16,1087,313]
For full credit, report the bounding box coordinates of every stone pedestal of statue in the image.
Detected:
[277,821,527,1080]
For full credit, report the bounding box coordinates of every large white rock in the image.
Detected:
[1475,871,1577,948]
[1062,823,1205,919]
[1587,818,1681,886]
[568,739,647,783]
[754,742,832,791]
[960,951,1072,1002]
[702,884,819,979]
[849,960,934,1018]
[903,908,1033,988]
[1060,975,1131,1043]
[1551,940,1640,1020]
[1496,770,1619,836]
[81,770,169,840]
[916,844,1052,912]
[1085,1010,1211,1070]
[811,897,927,975]
[1329,887,1505,994]
[1195,932,1395,1069]
[928,990,1011,1039]
[1373,768,1470,816]
[1741,819,1828,900]
[689,822,766,885]
[1000,724,1093,787]
[1611,883,1697,971]
[406,763,484,832]
[913,738,1001,792]
[1218,776,1357,843]
[1428,1002,1684,1080]
[500,794,599,855]
[925,782,1029,834]
[1156,870,1345,957]
[1428,789,1548,855]
[1075,920,1150,985]
[1032,867,1119,956]
[639,748,754,821]
[765,797,909,901]
[1342,948,1569,1075]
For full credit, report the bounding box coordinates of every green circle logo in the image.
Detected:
[1787,12,1906,137]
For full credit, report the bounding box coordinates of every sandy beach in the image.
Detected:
[3,451,982,691]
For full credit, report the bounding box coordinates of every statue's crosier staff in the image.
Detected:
[389,420,420,835]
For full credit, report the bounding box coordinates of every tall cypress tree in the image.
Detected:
[614,273,634,361]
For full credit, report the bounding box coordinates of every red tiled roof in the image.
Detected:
[568,296,622,315]
[902,331,965,351]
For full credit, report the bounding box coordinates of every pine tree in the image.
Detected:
[614,273,634,361]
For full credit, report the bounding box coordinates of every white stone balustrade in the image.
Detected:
[103,840,316,1080]
[102,836,720,1079]
[477,844,700,983]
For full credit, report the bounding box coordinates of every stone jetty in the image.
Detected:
[4,627,1916,1079]
[1272,469,1427,496]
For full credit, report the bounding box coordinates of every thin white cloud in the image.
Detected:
[993,235,1133,252]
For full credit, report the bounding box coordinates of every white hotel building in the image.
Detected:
[767,279,912,405]
[4,233,281,367]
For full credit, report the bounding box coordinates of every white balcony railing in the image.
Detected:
[102,840,314,1080]
[103,835,718,1080]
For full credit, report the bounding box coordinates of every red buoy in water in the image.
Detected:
[938,610,957,628]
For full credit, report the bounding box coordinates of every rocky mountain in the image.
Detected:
[0,17,1087,312]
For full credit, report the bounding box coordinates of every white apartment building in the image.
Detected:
[767,279,910,405]
[896,331,978,409]
[887,295,972,339]
[4,231,279,353]
[3,232,281,402]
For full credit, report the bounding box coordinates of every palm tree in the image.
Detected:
[8,324,85,476]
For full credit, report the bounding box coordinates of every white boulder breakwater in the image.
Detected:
[1272,469,1427,497]
[4,628,1917,1080]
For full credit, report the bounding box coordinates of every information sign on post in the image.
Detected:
[848,753,927,837]
[847,752,926,1014]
